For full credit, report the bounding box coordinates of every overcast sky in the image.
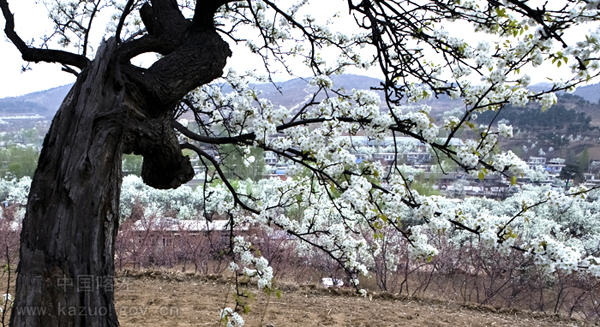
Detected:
[1,0,599,99]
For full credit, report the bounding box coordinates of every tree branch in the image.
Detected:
[82,0,101,57]
[0,0,89,69]
[192,0,238,29]
[172,120,255,144]
[116,0,232,109]
[180,142,259,214]
[115,0,136,44]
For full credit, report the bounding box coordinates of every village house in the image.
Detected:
[130,217,250,247]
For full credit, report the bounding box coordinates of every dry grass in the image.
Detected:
[115,271,598,327]
[1,268,599,326]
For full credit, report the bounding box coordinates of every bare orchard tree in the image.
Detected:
[2,0,600,326]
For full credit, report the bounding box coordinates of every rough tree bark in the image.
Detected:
[10,39,127,327]
[6,0,232,326]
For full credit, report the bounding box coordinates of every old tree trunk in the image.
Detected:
[8,1,231,326]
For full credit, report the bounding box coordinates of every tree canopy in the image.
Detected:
[3,0,600,326]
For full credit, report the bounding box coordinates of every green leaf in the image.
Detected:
[511,176,517,185]
[378,213,388,224]
[478,171,485,181]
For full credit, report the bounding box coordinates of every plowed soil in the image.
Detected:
[113,271,597,327]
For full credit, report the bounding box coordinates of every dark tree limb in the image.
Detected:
[60,65,80,76]
[172,120,255,144]
[0,0,89,69]
[180,143,259,214]
[115,0,136,44]
[82,0,101,57]
[116,0,232,112]
[193,0,239,29]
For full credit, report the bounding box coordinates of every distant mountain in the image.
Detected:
[526,82,554,94]
[526,81,599,104]
[573,82,600,103]
[0,75,597,121]
[0,75,386,118]
[221,74,386,110]
[0,84,71,118]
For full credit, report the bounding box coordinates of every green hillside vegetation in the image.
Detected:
[475,94,600,161]
[122,154,143,176]
[220,144,266,181]
[477,101,596,135]
[0,145,39,178]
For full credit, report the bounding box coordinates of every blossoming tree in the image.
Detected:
[2,0,600,326]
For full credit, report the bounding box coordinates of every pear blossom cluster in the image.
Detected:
[392,105,439,143]
[231,236,274,290]
[310,75,333,89]
[407,225,438,262]
[490,151,528,176]
[538,93,557,111]
[497,123,513,138]
[456,140,480,168]
[528,236,583,275]
[546,190,572,211]
[220,307,244,327]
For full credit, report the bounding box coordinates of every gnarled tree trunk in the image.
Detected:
[10,39,127,327]
[9,2,231,324]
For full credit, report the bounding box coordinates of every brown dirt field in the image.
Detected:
[113,271,599,327]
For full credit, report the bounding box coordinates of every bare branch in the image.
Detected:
[172,120,255,145]
[0,0,89,69]
[115,0,136,44]
[180,142,260,214]
[82,0,101,57]
[193,0,238,29]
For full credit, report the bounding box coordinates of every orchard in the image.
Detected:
[2,0,600,326]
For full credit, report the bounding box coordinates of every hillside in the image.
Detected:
[477,95,598,133]
[0,84,71,117]
[557,92,600,127]
[574,82,600,103]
